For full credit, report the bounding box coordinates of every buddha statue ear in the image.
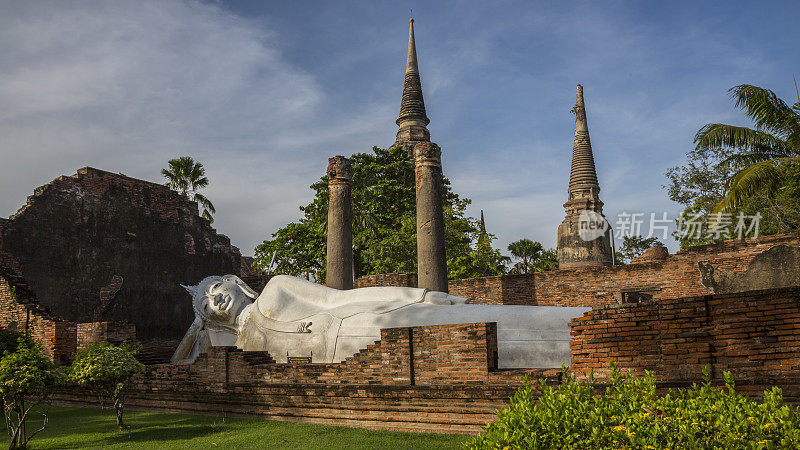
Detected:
[180,284,197,298]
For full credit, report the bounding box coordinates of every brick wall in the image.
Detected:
[0,268,141,365]
[570,286,800,401]
[181,322,545,387]
[356,234,800,308]
[0,167,242,341]
[53,321,558,434]
[355,273,418,288]
[0,269,76,365]
[76,321,137,350]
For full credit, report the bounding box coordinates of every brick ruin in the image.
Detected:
[0,167,242,343]
[356,234,800,307]
[0,232,798,433]
[1,19,800,436]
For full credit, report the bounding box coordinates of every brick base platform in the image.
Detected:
[53,322,560,434]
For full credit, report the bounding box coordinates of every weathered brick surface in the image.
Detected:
[0,167,242,341]
[355,273,418,288]
[76,321,136,350]
[356,234,800,307]
[570,286,800,400]
[0,268,76,365]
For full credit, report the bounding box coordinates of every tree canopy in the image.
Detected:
[0,339,65,449]
[666,84,800,248]
[506,238,558,274]
[253,146,505,281]
[617,235,663,263]
[68,342,144,430]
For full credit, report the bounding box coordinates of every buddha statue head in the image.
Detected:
[182,274,258,332]
[171,275,258,363]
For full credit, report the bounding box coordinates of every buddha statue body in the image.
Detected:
[172,274,589,368]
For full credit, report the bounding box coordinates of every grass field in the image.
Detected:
[4,407,471,449]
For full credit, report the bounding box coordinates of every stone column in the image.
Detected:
[414,142,448,293]
[326,156,353,290]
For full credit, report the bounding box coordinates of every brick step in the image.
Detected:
[136,354,172,365]
[53,395,495,435]
[238,414,486,434]
[125,400,495,430]
[227,405,497,425]
[124,393,506,416]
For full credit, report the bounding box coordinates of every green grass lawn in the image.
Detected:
[5,407,470,449]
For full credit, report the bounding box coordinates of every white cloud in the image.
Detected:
[0,0,393,255]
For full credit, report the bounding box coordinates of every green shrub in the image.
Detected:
[68,342,144,430]
[0,338,66,449]
[0,328,29,358]
[467,366,800,449]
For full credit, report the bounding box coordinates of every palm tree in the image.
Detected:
[507,238,557,274]
[161,156,216,222]
[694,84,800,213]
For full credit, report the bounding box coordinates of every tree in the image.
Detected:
[507,239,558,274]
[161,156,216,222]
[68,342,144,430]
[617,235,663,263]
[0,339,65,450]
[467,219,509,277]
[666,84,800,248]
[694,85,800,213]
[254,146,502,281]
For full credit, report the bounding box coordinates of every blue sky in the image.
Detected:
[1,0,798,257]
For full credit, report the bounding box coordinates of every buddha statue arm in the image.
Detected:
[243,305,313,333]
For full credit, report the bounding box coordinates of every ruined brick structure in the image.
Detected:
[4,17,800,436]
[570,286,800,401]
[49,281,800,433]
[357,234,800,307]
[0,265,139,365]
[53,322,557,434]
[0,167,242,341]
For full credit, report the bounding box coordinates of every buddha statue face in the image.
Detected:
[184,275,258,329]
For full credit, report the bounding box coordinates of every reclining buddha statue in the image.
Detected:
[172,274,589,368]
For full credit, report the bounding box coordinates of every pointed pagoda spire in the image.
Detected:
[395,17,430,145]
[480,210,486,234]
[557,84,613,268]
[568,84,600,193]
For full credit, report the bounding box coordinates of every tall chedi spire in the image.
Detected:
[395,17,430,148]
[556,84,614,268]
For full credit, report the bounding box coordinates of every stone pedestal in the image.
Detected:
[414,142,448,293]
[326,156,353,290]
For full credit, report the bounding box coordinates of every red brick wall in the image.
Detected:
[570,286,800,398]
[179,322,543,387]
[357,234,800,308]
[53,321,559,434]
[0,270,76,365]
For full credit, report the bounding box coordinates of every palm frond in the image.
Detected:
[193,193,216,214]
[713,158,794,212]
[694,123,789,155]
[723,152,789,168]
[729,84,800,137]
